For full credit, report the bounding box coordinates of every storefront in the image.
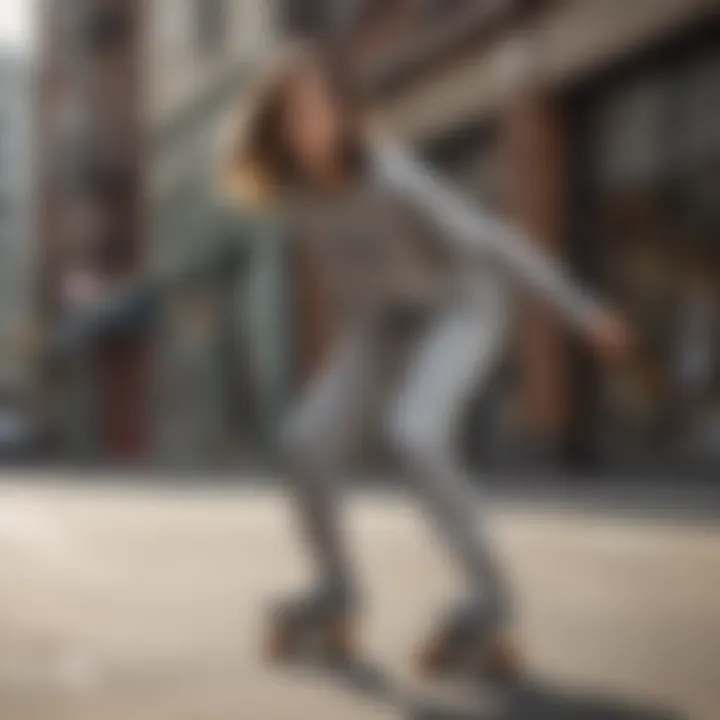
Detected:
[569,27,720,471]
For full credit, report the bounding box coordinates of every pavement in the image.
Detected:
[0,474,717,719]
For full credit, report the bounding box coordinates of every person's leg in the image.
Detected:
[282,325,378,601]
[386,302,510,617]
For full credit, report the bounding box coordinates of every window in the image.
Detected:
[328,0,369,33]
[586,40,720,464]
[278,0,324,38]
[279,0,363,38]
[417,0,467,20]
[75,5,133,54]
[196,0,228,54]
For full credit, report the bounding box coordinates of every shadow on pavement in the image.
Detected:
[268,658,683,720]
[410,678,683,720]
[271,656,402,704]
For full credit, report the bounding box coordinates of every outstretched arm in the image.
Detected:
[52,200,250,356]
[373,138,607,333]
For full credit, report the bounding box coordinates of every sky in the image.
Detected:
[0,0,34,52]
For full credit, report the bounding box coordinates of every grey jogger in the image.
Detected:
[282,288,511,614]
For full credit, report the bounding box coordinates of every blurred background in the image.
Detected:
[0,0,716,478]
[0,0,715,477]
[0,3,717,720]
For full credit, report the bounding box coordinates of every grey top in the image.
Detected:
[284,139,605,331]
[287,177,459,322]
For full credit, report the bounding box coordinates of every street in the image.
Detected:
[0,475,717,720]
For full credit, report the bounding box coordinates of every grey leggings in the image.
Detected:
[283,294,509,605]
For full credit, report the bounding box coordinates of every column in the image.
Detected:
[505,93,571,453]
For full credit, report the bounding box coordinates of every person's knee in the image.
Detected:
[281,417,313,466]
[385,407,445,466]
[281,414,333,473]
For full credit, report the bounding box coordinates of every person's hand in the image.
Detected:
[588,311,634,363]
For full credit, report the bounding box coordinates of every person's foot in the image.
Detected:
[264,581,359,664]
[414,593,521,681]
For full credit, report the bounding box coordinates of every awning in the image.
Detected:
[384,0,718,141]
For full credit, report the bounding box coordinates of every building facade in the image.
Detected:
[38,0,285,465]
[0,49,36,412]
[37,0,720,474]
[286,0,720,474]
[144,0,284,468]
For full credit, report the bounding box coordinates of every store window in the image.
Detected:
[588,42,720,466]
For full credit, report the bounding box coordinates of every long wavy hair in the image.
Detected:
[223,43,370,208]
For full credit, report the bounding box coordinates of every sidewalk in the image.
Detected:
[0,477,716,719]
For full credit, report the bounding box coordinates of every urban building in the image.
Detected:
[284,0,720,474]
[144,0,283,467]
[38,0,282,465]
[0,48,36,409]
[37,0,720,475]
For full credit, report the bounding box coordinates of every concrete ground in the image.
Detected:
[0,474,717,720]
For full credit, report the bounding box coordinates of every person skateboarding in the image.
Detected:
[226,44,631,678]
